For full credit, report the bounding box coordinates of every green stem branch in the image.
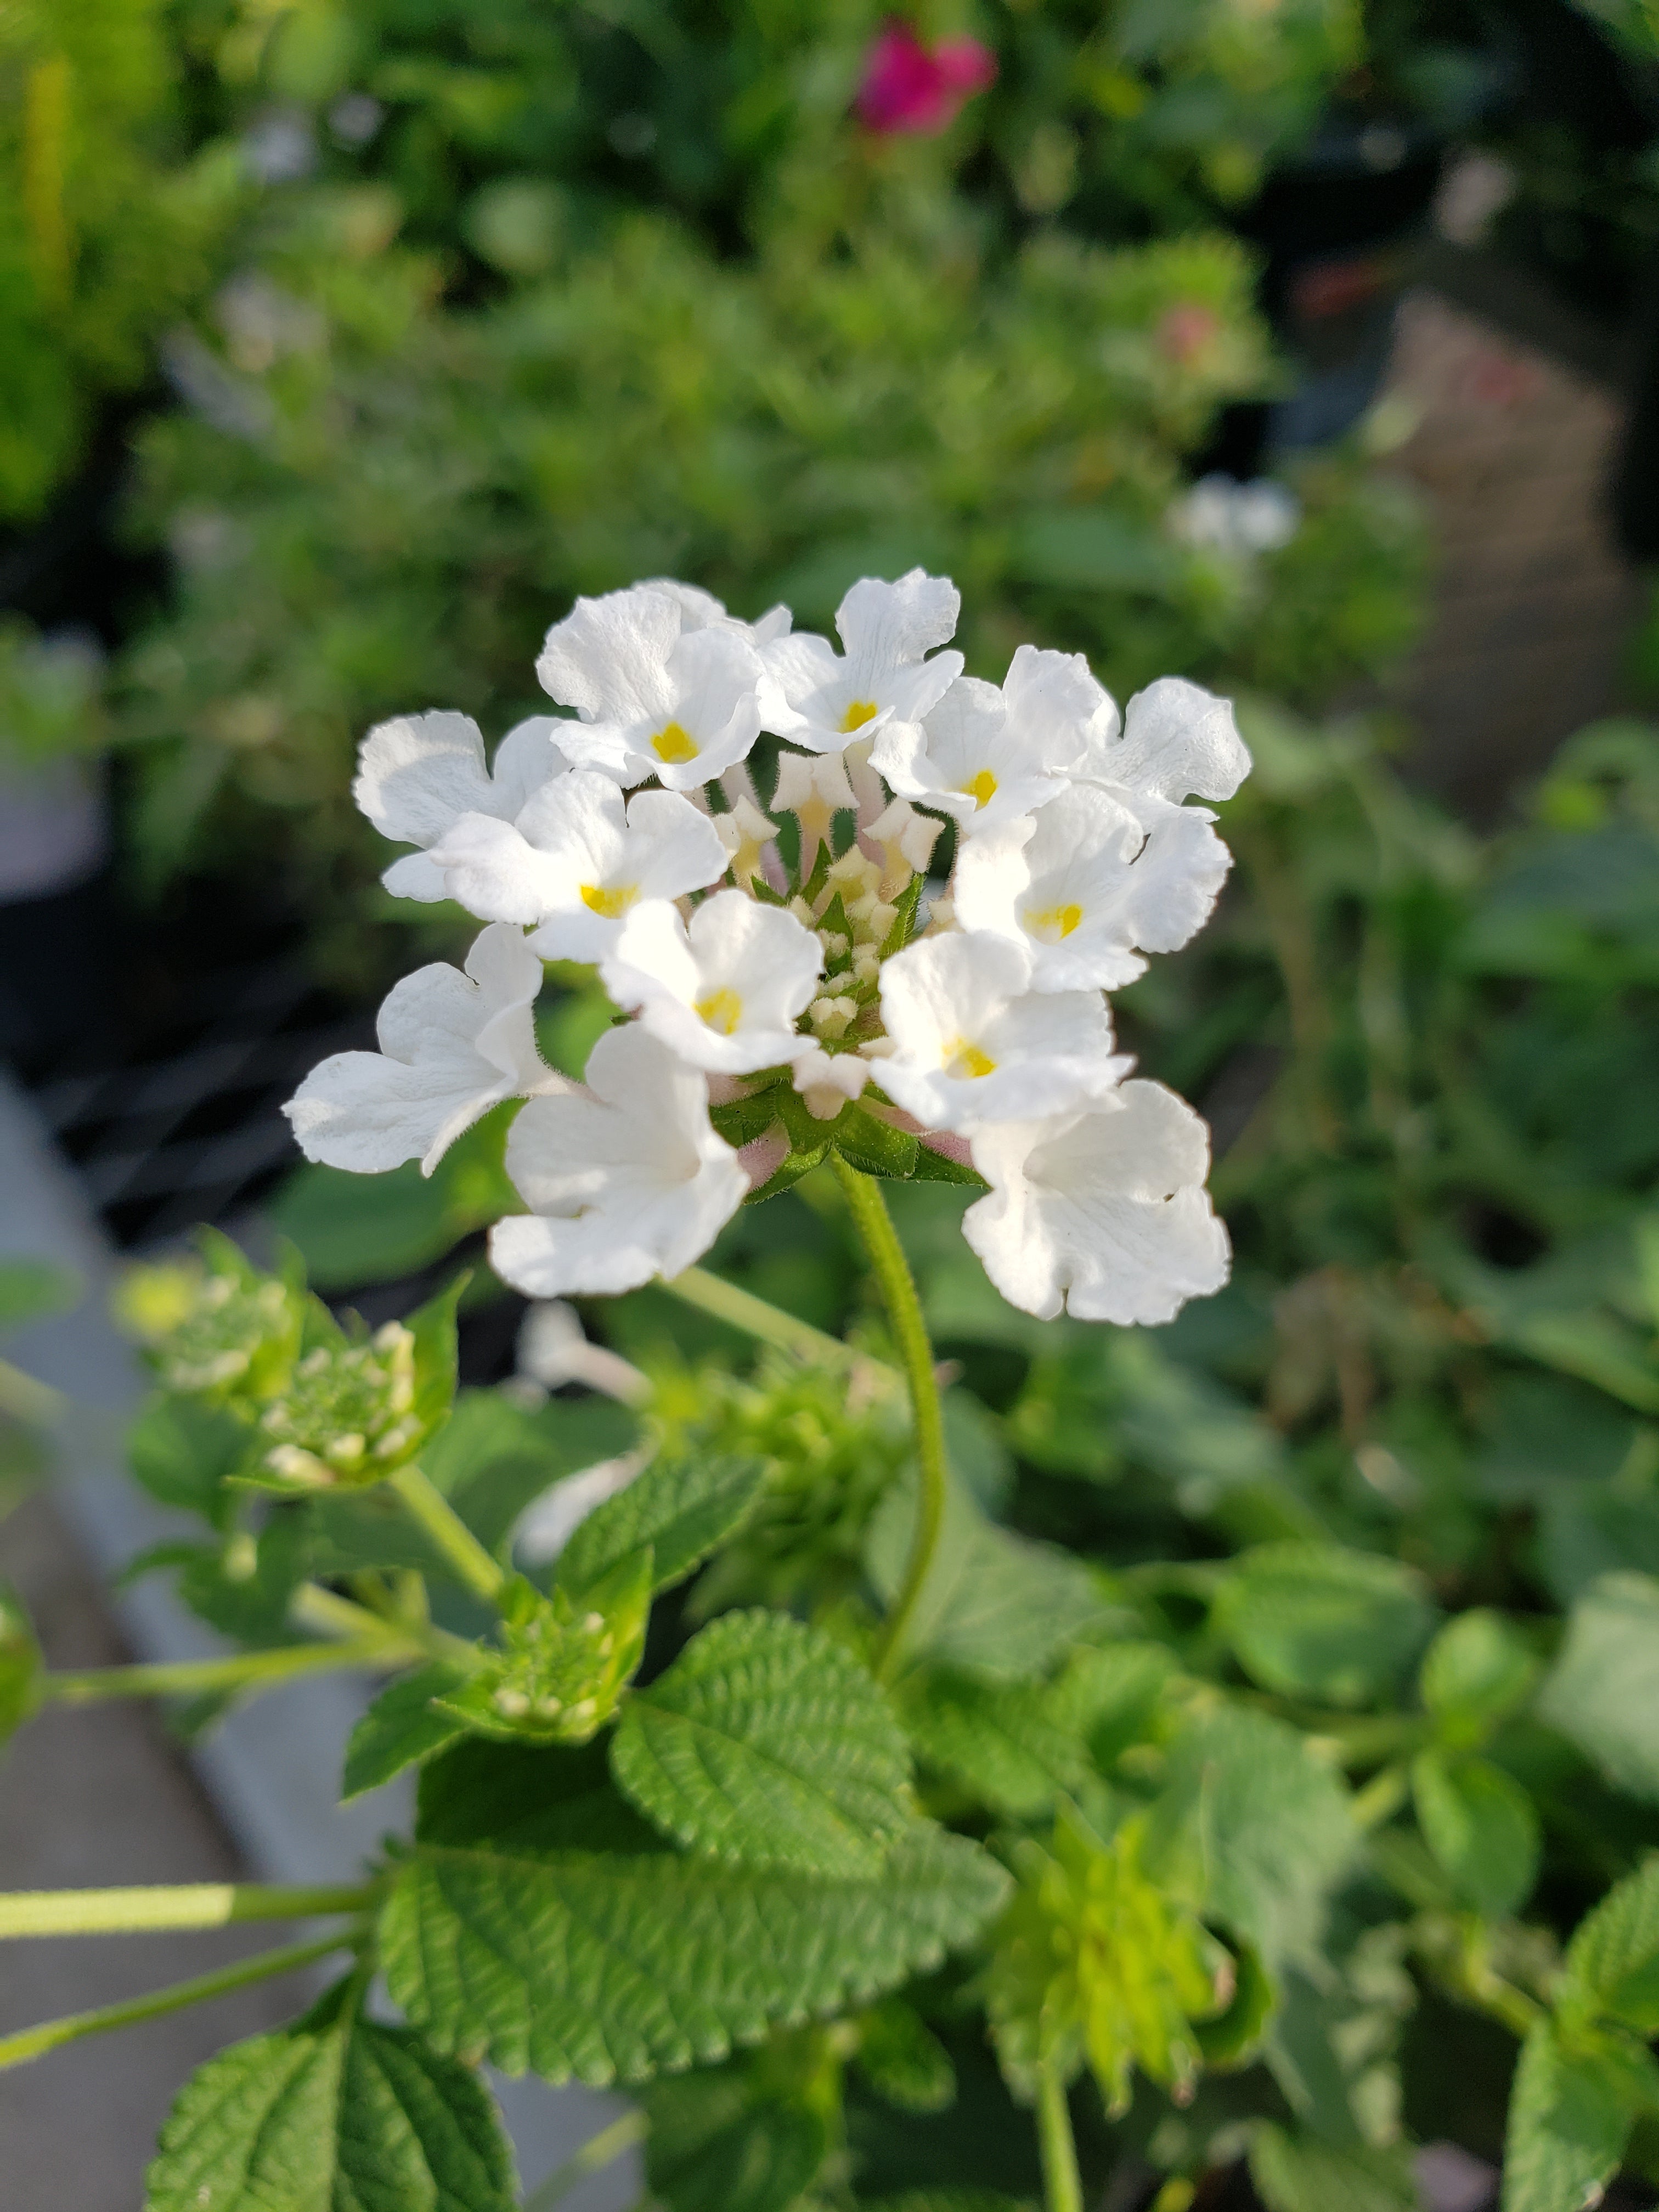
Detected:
[663,1263,871,1370]
[829,1159,949,1683]
[0,1882,374,1940]
[0,1933,350,2073]
[386,1464,506,1605]
[40,1637,407,1706]
[1036,2062,1084,2212]
[524,2109,649,2209]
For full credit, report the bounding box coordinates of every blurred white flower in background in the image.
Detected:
[1170,472,1301,559]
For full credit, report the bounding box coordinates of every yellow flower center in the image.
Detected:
[839,699,879,733]
[579,882,637,919]
[945,1038,997,1080]
[1025,900,1084,942]
[962,768,998,809]
[695,987,744,1035]
[651,721,699,765]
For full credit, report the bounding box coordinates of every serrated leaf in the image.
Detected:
[612,1609,912,1875]
[644,2067,828,2212]
[144,1975,516,2212]
[1565,1855,1659,2034]
[0,1579,42,1745]
[342,1662,470,1801]
[1248,2125,1418,2212]
[423,1388,640,1557]
[1412,1750,1539,1918]
[1501,2021,1657,2212]
[1538,1572,1659,1803]
[558,1452,766,1596]
[380,1754,1008,2086]
[1146,1707,1356,1968]
[1214,1544,1437,1708]
[898,1669,1088,1819]
[1420,1609,1540,1747]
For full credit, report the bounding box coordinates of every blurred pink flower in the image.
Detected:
[855,21,997,137]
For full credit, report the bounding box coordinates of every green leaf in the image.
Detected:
[1146,1707,1356,1967]
[1248,2125,1419,2212]
[1501,2020,1658,2212]
[127,1394,250,1527]
[855,1997,957,2114]
[643,2067,829,2212]
[1565,1855,1659,2034]
[1214,1544,1437,1708]
[1420,1609,1540,1747]
[1412,1750,1539,1918]
[866,1476,1109,1684]
[1538,1572,1659,1803]
[423,1387,639,1556]
[558,1452,766,1597]
[833,1105,920,1181]
[381,1746,1008,2086]
[611,1609,912,1876]
[342,1663,471,1801]
[0,1256,79,1331]
[856,2198,1034,2212]
[144,1975,517,2212]
[898,1669,1088,1820]
[0,1579,42,1743]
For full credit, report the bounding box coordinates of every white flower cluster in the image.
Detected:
[285,572,1248,1324]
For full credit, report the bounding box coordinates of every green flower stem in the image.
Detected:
[0,1932,351,2073]
[524,2109,649,2209]
[1036,2061,1084,2212]
[0,1881,374,1940]
[829,1158,949,1683]
[40,1636,409,1706]
[386,1463,506,1605]
[285,1579,474,1668]
[663,1263,873,1370]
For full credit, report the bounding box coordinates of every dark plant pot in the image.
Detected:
[1198,114,1447,479]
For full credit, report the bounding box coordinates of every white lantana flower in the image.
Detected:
[354,711,567,901]
[490,1024,746,1297]
[284,924,560,1174]
[763,570,963,754]
[290,571,1249,1333]
[953,780,1232,991]
[964,1081,1230,1322]
[872,645,1107,833]
[421,770,727,958]
[875,932,1127,1134]
[1171,473,1300,558]
[602,890,823,1074]
[535,584,776,789]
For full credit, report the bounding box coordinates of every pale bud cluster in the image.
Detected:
[286,571,1249,1324]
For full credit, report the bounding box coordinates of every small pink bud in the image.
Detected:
[855,21,997,138]
[1156,302,1222,366]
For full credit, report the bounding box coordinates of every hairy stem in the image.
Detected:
[386,1464,506,1604]
[663,1263,866,1369]
[830,1159,949,1682]
[285,1581,475,1668]
[40,1637,408,1706]
[0,1882,374,1940]
[0,1933,351,2073]
[524,2109,649,2209]
[1036,2062,1084,2212]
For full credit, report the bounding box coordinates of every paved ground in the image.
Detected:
[1385,290,1641,820]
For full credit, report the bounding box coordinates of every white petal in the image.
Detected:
[492,1024,745,1296]
[602,891,821,1074]
[964,1081,1229,1323]
[791,1045,870,1119]
[639,578,729,629]
[836,569,960,679]
[876,930,1124,1133]
[1001,644,1116,768]
[535,585,681,726]
[381,851,450,902]
[490,716,570,814]
[285,924,552,1175]
[1079,676,1250,804]
[354,711,490,847]
[647,627,767,789]
[875,677,1068,833]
